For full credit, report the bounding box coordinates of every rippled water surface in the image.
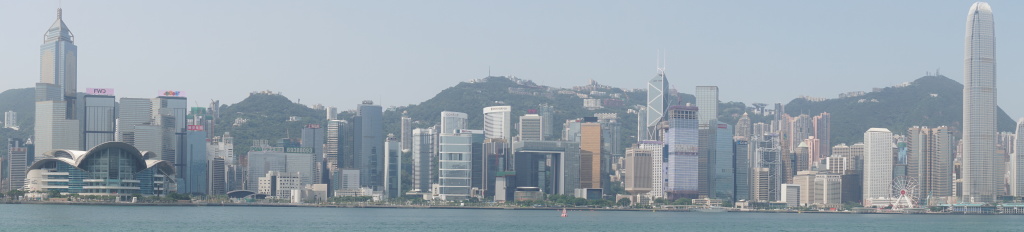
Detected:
[2,204,1023,231]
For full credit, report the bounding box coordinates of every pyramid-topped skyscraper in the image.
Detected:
[34,8,81,158]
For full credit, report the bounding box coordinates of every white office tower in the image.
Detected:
[863,128,893,206]
[484,106,512,141]
[440,111,468,134]
[327,106,338,120]
[1012,119,1024,196]
[519,114,544,141]
[961,2,998,203]
[3,111,16,129]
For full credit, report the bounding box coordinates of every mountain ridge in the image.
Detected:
[0,74,1016,157]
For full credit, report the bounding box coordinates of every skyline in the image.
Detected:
[2,1,1024,116]
[8,1,1024,211]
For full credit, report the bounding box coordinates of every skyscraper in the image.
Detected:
[40,8,77,101]
[663,105,699,200]
[908,126,954,201]
[34,8,81,158]
[637,106,648,143]
[354,101,384,189]
[3,111,16,129]
[7,138,30,191]
[400,113,413,152]
[324,120,345,168]
[695,86,719,125]
[538,104,555,140]
[301,124,325,161]
[518,114,543,141]
[180,128,208,194]
[438,130,483,201]
[645,70,668,141]
[626,141,663,202]
[863,128,893,206]
[735,113,751,140]
[383,134,402,198]
[696,86,720,198]
[713,122,734,200]
[789,114,813,155]
[962,1,997,203]
[208,157,226,196]
[327,106,338,120]
[733,138,750,201]
[482,138,509,198]
[483,106,512,141]
[1012,120,1024,197]
[440,111,468,134]
[75,91,114,149]
[411,127,436,193]
[579,121,602,189]
[813,112,832,158]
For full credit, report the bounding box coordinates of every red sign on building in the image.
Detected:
[187,125,204,131]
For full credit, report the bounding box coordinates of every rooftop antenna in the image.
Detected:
[488,66,492,77]
[656,50,667,76]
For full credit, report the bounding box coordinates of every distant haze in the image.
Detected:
[2,1,1024,117]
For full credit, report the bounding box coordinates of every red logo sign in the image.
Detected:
[187,125,204,131]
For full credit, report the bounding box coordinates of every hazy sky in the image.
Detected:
[2,1,1024,118]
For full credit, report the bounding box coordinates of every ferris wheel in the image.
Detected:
[891,176,920,210]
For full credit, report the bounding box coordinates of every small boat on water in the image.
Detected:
[561,208,567,217]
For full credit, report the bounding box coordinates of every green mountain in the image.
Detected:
[783,75,1016,146]
[0,88,35,156]
[3,75,1018,159]
[380,76,695,151]
[214,92,326,155]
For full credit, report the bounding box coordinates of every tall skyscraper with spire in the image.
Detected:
[40,8,77,102]
[962,2,997,203]
[34,8,81,158]
[644,67,668,141]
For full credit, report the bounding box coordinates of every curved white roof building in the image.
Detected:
[25,142,176,198]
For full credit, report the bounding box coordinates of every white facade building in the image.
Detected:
[518,114,543,141]
[863,128,893,206]
[3,111,16,129]
[483,106,512,142]
[1012,119,1024,196]
[258,171,302,200]
[439,111,468,134]
[962,1,998,203]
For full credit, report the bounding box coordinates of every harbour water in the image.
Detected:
[2,204,1023,231]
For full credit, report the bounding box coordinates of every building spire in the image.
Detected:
[58,8,62,20]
